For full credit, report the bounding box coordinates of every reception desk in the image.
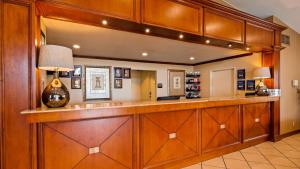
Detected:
[21,96,279,169]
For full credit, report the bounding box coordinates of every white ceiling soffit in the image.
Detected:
[221,0,300,33]
[43,18,248,65]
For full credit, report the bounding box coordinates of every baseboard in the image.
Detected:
[279,129,300,140]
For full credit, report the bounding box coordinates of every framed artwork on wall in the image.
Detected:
[71,77,81,89]
[168,69,185,96]
[114,79,123,88]
[72,65,82,77]
[237,80,245,90]
[114,67,123,78]
[123,68,131,78]
[247,80,256,91]
[85,66,111,100]
[237,69,246,79]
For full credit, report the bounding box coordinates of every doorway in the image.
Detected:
[210,68,235,97]
[131,70,157,101]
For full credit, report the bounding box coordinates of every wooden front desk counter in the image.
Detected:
[21,96,279,169]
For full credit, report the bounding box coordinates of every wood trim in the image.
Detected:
[194,53,253,65]
[0,0,3,168]
[279,130,300,140]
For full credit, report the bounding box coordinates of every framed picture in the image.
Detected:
[59,71,70,78]
[247,80,256,91]
[71,77,81,89]
[114,79,123,88]
[168,69,185,96]
[237,69,246,79]
[85,66,111,100]
[237,80,245,90]
[123,68,131,78]
[72,65,82,77]
[114,67,123,78]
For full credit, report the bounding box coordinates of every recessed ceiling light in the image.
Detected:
[179,34,184,39]
[205,40,210,44]
[228,44,232,48]
[145,28,151,33]
[190,57,195,60]
[246,47,250,51]
[73,44,80,49]
[142,52,148,57]
[102,20,108,25]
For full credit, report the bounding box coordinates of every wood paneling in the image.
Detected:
[3,2,33,169]
[243,103,271,142]
[202,106,241,153]
[246,22,274,48]
[40,0,138,21]
[42,116,133,169]
[142,0,202,34]
[204,9,245,43]
[141,110,198,168]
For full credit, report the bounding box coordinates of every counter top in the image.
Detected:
[21,96,279,123]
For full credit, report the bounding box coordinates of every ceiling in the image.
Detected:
[43,18,248,65]
[219,0,300,33]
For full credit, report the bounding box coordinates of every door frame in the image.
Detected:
[209,67,237,97]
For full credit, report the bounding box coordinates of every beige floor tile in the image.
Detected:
[258,147,284,157]
[202,157,225,168]
[240,146,260,154]
[273,165,298,169]
[223,158,250,169]
[202,165,225,169]
[280,150,300,159]
[223,151,245,161]
[265,155,297,167]
[241,152,269,163]
[182,164,202,169]
[288,158,300,167]
[256,142,275,149]
[248,162,275,169]
[273,142,295,152]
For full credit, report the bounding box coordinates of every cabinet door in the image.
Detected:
[246,23,274,48]
[243,103,270,142]
[42,116,133,169]
[202,106,241,153]
[141,110,198,168]
[45,0,138,21]
[204,9,245,43]
[142,0,202,34]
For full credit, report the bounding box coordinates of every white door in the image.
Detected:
[210,68,235,97]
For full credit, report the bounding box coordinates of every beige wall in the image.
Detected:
[267,16,300,134]
[194,53,262,98]
[45,58,193,104]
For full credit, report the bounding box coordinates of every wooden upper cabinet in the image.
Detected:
[243,103,271,142]
[141,110,198,168]
[246,22,274,48]
[204,9,245,43]
[45,0,138,21]
[142,0,203,34]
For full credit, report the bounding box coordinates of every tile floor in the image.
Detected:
[183,134,300,169]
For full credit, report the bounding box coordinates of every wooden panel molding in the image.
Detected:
[38,0,139,21]
[141,110,198,168]
[243,103,271,142]
[204,8,245,43]
[42,116,133,169]
[246,22,274,49]
[142,0,202,34]
[202,106,241,153]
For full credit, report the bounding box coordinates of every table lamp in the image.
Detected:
[39,45,74,108]
[253,67,271,96]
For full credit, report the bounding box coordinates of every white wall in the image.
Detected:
[47,58,193,104]
[194,53,262,97]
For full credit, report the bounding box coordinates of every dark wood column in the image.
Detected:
[1,0,37,169]
[262,30,282,141]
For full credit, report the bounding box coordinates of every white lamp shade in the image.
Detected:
[253,67,271,79]
[39,45,74,71]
